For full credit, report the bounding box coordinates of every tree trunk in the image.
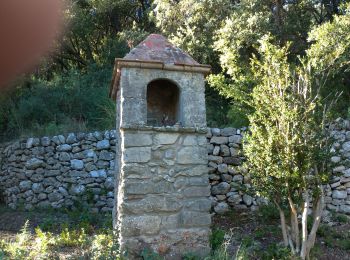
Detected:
[288,196,300,253]
[300,191,309,259]
[275,201,289,247]
[304,187,324,259]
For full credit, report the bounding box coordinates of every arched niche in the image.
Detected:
[147,79,180,126]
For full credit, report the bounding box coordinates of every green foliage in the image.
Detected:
[140,248,164,260]
[261,243,291,260]
[333,213,349,223]
[0,212,119,259]
[55,226,88,247]
[317,224,350,250]
[257,204,280,222]
[89,231,120,260]
[0,64,115,140]
[210,228,226,251]
[209,0,350,121]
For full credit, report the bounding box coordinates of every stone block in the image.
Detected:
[124,147,151,163]
[211,182,230,195]
[210,136,228,145]
[56,144,72,152]
[25,158,44,170]
[214,202,229,214]
[179,211,211,227]
[177,146,207,165]
[340,205,350,214]
[19,180,32,191]
[221,128,236,136]
[208,155,223,164]
[71,159,84,170]
[183,136,197,145]
[211,128,220,136]
[66,133,77,144]
[124,196,182,214]
[229,135,243,144]
[99,150,114,161]
[217,164,228,173]
[223,157,241,165]
[121,215,161,237]
[184,198,211,212]
[342,141,350,152]
[124,133,152,147]
[212,146,220,156]
[154,133,179,145]
[243,194,253,206]
[332,190,347,199]
[96,140,110,150]
[184,186,210,197]
[220,145,230,156]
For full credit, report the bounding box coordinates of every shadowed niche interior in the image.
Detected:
[147,79,180,126]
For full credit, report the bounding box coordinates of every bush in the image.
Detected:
[258,204,280,222]
[0,64,115,141]
[210,229,226,251]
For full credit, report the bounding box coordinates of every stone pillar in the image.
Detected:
[116,127,211,258]
[110,34,212,259]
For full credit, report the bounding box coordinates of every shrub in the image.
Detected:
[210,229,226,251]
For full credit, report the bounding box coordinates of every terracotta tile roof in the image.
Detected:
[109,34,211,99]
[124,34,199,65]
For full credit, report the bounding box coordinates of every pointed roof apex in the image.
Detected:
[109,34,211,99]
[124,34,199,65]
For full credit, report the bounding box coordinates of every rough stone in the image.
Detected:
[19,181,32,191]
[243,194,253,206]
[211,182,230,195]
[214,202,229,214]
[66,133,77,144]
[229,135,242,144]
[124,133,152,147]
[25,158,44,170]
[56,144,72,152]
[154,133,179,145]
[210,136,228,145]
[96,140,110,150]
[48,191,63,202]
[71,159,84,170]
[217,164,228,174]
[41,137,51,146]
[333,190,347,199]
[124,147,151,163]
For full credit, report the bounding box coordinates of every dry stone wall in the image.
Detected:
[0,131,117,212]
[1,122,350,216]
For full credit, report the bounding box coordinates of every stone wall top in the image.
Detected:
[121,125,208,134]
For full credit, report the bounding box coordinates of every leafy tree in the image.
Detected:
[209,0,350,120]
[243,7,350,258]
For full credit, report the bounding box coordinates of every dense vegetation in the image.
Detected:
[1,0,349,141]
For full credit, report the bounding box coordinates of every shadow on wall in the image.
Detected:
[147,79,180,127]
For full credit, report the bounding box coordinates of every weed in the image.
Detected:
[234,243,250,260]
[333,213,348,223]
[261,243,291,260]
[183,252,201,260]
[210,229,226,251]
[55,227,88,247]
[140,248,164,260]
[88,231,120,260]
[258,204,280,222]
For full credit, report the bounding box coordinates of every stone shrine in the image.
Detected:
[109,34,212,258]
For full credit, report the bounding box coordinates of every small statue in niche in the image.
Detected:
[161,114,176,126]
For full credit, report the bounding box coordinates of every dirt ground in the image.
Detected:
[0,205,349,259]
[212,209,350,260]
